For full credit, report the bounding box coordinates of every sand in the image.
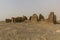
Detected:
[0,22,60,40]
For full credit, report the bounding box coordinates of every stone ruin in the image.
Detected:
[13,17,23,22]
[39,14,45,21]
[30,14,38,23]
[47,12,57,24]
[5,12,57,24]
[11,17,15,23]
[5,19,12,23]
[6,16,27,23]
[29,16,32,20]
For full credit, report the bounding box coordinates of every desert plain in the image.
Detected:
[0,21,60,40]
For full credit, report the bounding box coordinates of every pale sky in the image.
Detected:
[0,0,60,21]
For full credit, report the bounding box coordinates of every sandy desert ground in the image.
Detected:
[0,22,60,40]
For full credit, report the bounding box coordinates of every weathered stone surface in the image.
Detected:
[15,17,24,22]
[47,12,57,24]
[39,14,45,21]
[30,14,38,23]
[5,19,12,23]
[22,16,27,21]
[11,16,27,23]
[5,12,57,24]
[29,16,32,20]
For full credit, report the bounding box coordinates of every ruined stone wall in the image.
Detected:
[39,14,45,21]
[30,14,38,23]
[47,12,57,24]
[5,19,12,23]
[5,12,57,24]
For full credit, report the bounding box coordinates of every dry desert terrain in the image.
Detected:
[0,22,60,40]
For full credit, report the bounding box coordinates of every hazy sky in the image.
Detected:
[0,0,60,20]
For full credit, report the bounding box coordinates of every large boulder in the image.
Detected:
[47,12,57,24]
[5,19,12,23]
[39,14,45,21]
[30,14,38,23]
